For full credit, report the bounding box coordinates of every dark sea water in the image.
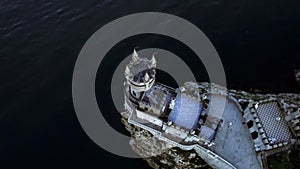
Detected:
[0,0,299,168]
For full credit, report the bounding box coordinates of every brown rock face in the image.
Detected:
[121,117,211,169]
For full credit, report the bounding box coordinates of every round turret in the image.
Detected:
[124,49,156,98]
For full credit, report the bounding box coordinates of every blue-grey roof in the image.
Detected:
[168,94,202,130]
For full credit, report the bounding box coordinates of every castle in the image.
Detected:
[123,49,300,169]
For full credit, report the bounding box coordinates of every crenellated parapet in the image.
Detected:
[124,49,157,99]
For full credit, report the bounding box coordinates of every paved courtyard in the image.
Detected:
[256,102,292,143]
[209,94,262,169]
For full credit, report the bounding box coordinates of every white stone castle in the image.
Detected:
[123,49,300,169]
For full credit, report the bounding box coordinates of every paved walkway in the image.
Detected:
[208,94,262,169]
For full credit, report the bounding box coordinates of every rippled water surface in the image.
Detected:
[0,0,299,168]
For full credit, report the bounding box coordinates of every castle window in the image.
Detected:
[247,120,254,128]
[251,131,258,139]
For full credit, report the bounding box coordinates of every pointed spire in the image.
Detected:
[132,49,139,62]
[144,72,150,82]
[125,65,130,75]
[151,54,157,68]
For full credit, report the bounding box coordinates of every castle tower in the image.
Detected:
[124,49,156,99]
